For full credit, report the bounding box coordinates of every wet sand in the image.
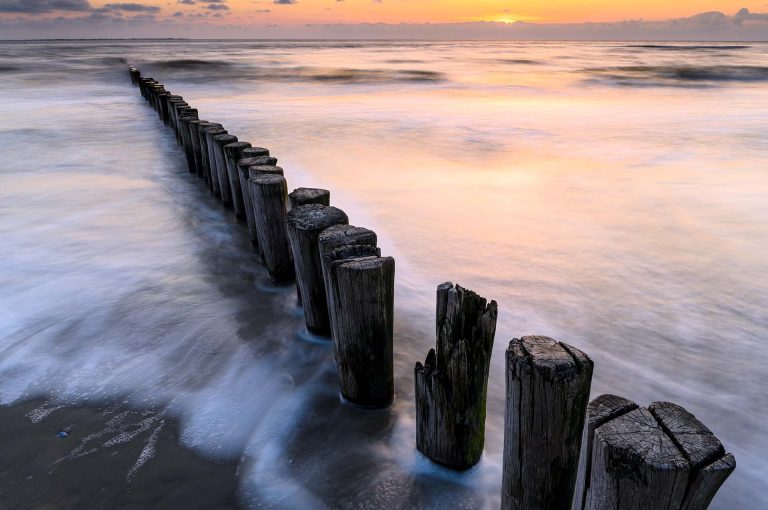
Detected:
[0,400,240,510]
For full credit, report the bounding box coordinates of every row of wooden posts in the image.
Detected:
[129,66,735,509]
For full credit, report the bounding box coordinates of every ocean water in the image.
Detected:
[1,40,767,508]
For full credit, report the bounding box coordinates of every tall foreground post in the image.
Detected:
[573,395,735,510]
[331,254,395,407]
[414,283,497,470]
[501,336,593,510]
[285,204,349,335]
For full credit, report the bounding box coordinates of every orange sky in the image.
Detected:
[83,1,764,25]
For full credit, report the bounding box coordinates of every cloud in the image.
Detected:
[103,3,161,13]
[0,0,91,13]
[205,3,229,10]
[178,0,195,4]
[273,0,296,4]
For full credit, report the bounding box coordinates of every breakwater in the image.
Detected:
[130,65,735,509]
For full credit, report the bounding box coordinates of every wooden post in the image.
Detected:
[248,174,295,282]
[330,254,395,408]
[573,395,735,510]
[242,147,270,160]
[223,142,252,219]
[318,225,377,340]
[285,204,349,335]
[178,112,200,174]
[166,96,186,136]
[204,126,228,197]
[156,91,170,124]
[171,102,190,145]
[129,67,140,85]
[186,119,208,177]
[139,78,155,100]
[501,336,593,510]
[212,133,238,207]
[414,283,497,470]
[238,157,279,246]
[288,187,330,210]
[196,122,221,186]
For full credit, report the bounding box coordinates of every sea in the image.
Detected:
[1,40,767,508]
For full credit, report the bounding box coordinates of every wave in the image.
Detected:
[626,44,751,51]
[497,59,540,65]
[584,65,768,87]
[141,61,444,84]
[145,59,236,71]
[0,65,21,73]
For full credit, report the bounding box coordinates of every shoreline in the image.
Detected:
[0,399,241,510]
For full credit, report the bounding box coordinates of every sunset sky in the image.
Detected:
[1,0,768,39]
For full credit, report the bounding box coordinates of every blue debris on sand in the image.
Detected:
[56,431,68,438]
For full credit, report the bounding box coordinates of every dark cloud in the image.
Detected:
[273,0,296,4]
[178,0,195,4]
[205,3,229,10]
[103,3,161,13]
[0,0,92,13]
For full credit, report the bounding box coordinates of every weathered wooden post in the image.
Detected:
[414,283,497,470]
[171,101,191,145]
[237,155,278,246]
[167,96,186,135]
[204,126,228,197]
[223,142,252,219]
[317,225,377,338]
[248,174,295,281]
[129,67,140,85]
[242,147,271,160]
[186,119,208,177]
[212,133,239,207]
[573,395,735,510]
[178,111,200,174]
[501,336,593,510]
[331,253,395,407]
[139,78,155,100]
[285,204,349,335]
[288,187,330,210]
[196,122,221,185]
[156,91,170,124]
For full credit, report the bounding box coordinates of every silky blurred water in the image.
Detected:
[1,40,767,509]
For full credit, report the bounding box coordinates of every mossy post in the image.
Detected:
[285,204,349,335]
[414,283,497,470]
[572,395,735,510]
[501,336,593,510]
[330,253,394,408]
[223,142,252,219]
[289,188,330,210]
[212,133,238,207]
[248,174,295,282]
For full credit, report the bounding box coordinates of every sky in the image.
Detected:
[1,1,768,39]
